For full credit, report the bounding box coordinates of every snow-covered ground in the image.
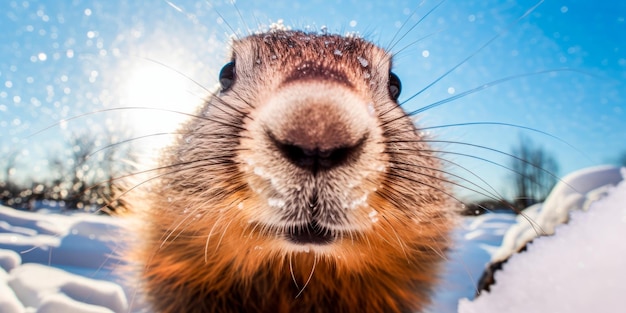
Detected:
[0,166,624,313]
[460,166,626,313]
[0,208,130,313]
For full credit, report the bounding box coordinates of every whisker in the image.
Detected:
[380,69,583,127]
[160,207,201,249]
[86,132,176,159]
[431,155,503,200]
[374,28,447,120]
[27,106,245,138]
[90,155,241,212]
[371,220,401,250]
[389,159,502,203]
[388,164,495,203]
[392,28,446,59]
[348,228,355,246]
[215,218,233,252]
[427,139,572,193]
[289,253,300,290]
[384,170,463,207]
[385,170,545,236]
[224,87,257,110]
[385,216,409,260]
[212,94,254,119]
[422,121,592,162]
[402,69,585,114]
[244,222,261,246]
[388,148,548,201]
[135,56,213,94]
[203,0,240,40]
[85,153,240,192]
[384,138,574,194]
[385,0,446,52]
[400,0,545,106]
[230,0,251,35]
[294,254,317,299]
[205,214,225,263]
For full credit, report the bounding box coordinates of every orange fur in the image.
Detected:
[133,180,452,312]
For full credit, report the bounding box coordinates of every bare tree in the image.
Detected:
[510,135,559,208]
[47,155,68,201]
[1,130,135,213]
[61,131,136,213]
[0,150,21,204]
[89,132,137,214]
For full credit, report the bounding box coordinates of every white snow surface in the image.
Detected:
[0,208,129,313]
[491,165,624,262]
[0,166,623,313]
[459,166,626,312]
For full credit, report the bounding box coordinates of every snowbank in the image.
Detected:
[460,166,626,312]
[491,165,623,263]
[9,263,127,313]
[425,213,518,313]
[0,207,129,312]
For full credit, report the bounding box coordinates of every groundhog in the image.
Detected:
[131,29,455,313]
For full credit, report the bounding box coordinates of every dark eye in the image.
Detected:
[388,72,401,100]
[219,61,236,91]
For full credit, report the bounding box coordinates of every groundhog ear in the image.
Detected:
[388,72,401,101]
[219,61,236,91]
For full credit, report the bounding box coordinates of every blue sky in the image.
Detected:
[0,0,624,200]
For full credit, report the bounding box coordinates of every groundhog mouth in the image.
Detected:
[284,220,335,245]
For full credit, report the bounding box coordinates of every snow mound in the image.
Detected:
[0,280,24,313]
[491,165,623,262]
[0,205,131,312]
[425,213,518,313]
[459,166,626,313]
[8,263,127,313]
[0,249,21,272]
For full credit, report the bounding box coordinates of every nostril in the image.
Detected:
[281,144,318,168]
[282,143,350,170]
[318,150,332,158]
[317,147,351,169]
[268,132,364,171]
[303,148,317,157]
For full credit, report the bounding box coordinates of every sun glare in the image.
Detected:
[120,62,204,150]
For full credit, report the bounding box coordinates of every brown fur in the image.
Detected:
[131,30,455,313]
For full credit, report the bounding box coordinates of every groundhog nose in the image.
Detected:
[268,132,365,172]
[258,81,373,172]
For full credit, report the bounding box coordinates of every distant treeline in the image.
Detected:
[464,139,625,215]
[0,132,134,214]
[461,135,562,215]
